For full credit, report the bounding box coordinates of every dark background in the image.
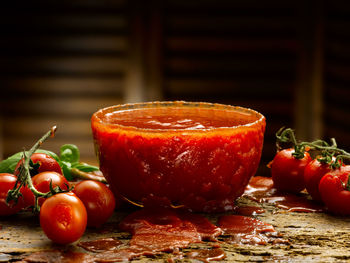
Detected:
[1,0,349,176]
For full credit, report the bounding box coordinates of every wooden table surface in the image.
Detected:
[1,194,350,262]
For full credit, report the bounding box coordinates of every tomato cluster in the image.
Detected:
[0,153,116,244]
[270,148,350,215]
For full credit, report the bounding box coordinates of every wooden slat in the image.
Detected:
[166,0,296,11]
[3,77,124,97]
[167,16,296,33]
[165,57,295,73]
[3,97,123,117]
[0,56,126,75]
[166,37,298,53]
[1,36,127,55]
[323,0,350,150]
[3,117,93,139]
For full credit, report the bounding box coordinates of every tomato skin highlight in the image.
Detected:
[319,165,350,216]
[73,180,116,227]
[0,173,24,216]
[270,148,312,193]
[14,153,62,176]
[304,159,332,202]
[40,192,87,244]
[21,171,69,207]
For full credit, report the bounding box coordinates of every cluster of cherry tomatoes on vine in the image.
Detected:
[270,128,350,216]
[0,128,117,245]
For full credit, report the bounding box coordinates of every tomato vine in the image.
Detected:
[276,127,350,169]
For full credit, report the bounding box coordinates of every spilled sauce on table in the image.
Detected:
[21,176,327,262]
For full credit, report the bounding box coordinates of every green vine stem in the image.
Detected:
[276,127,350,169]
[6,126,71,213]
[70,168,107,183]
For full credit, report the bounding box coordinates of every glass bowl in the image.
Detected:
[91,101,266,212]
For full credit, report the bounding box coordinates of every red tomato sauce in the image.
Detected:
[78,208,287,261]
[92,103,265,212]
[102,107,257,129]
[186,248,226,262]
[218,215,288,245]
[244,176,324,213]
[83,208,222,262]
[234,205,265,216]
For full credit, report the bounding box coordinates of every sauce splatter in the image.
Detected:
[89,208,222,262]
[20,250,95,263]
[234,206,265,216]
[187,248,226,262]
[78,237,122,252]
[218,215,288,245]
[244,176,324,213]
[74,207,290,262]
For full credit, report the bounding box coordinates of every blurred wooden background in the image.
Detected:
[1,0,349,176]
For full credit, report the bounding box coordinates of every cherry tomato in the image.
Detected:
[0,173,24,216]
[318,165,350,216]
[21,171,69,207]
[270,148,312,193]
[14,153,62,176]
[304,159,332,202]
[73,180,116,227]
[40,192,87,244]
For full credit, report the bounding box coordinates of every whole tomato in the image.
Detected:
[40,192,87,244]
[304,159,332,202]
[0,173,24,216]
[21,171,69,207]
[14,153,62,176]
[270,148,312,193]
[73,180,116,227]
[318,165,350,216]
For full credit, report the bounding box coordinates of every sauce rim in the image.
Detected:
[91,101,265,134]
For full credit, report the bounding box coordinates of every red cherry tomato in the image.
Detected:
[21,171,69,207]
[0,173,24,216]
[40,192,87,244]
[318,165,350,216]
[73,180,116,227]
[304,159,332,202]
[14,153,62,176]
[270,148,312,193]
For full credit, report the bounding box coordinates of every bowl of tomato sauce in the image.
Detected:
[91,101,265,212]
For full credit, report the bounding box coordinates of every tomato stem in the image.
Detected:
[6,126,71,213]
[70,168,107,183]
[276,127,350,168]
[346,174,350,192]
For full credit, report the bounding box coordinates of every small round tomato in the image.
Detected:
[304,159,332,202]
[270,148,312,193]
[319,165,350,216]
[14,153,62,176]
[73,180,116,227]
[21,171,69,207]
[0,173,24,216]
[40,192,87,244]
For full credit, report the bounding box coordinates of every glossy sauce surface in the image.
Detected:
[218,215,288,245]
[103,107,255,130]
[186,248,226,262]
[74,208,289,261]
[234,206,265,216]
[78,238,122,252]
[83,208,222,262]
[244,176,324,213]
